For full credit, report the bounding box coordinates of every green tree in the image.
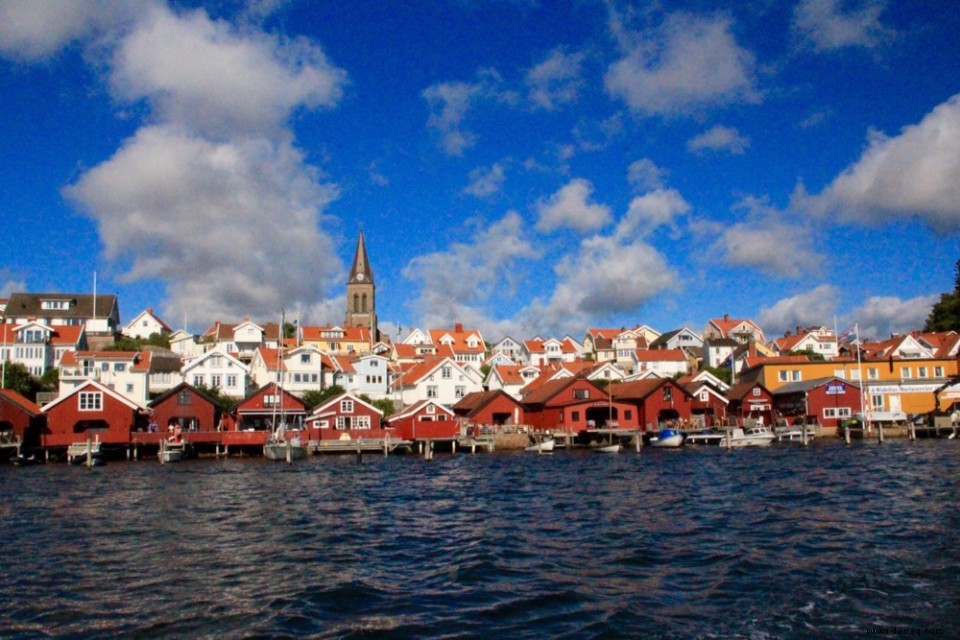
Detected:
[924,259,960,332]
[2,362,40,399]
[39,367,59,391]
[359,394,396,418]
[300,385,345,410]
[192,381,240,414]
[701,365,733,386]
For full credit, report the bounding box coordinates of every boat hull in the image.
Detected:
[650,429,684,448]
[264,443,307,461]
[525,438,555,453]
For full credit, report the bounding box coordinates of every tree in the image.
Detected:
[193,381,240,414]
[359,394,396,418]
[2,362,40,399]
[701,365,732,386]
[300,385,345,411]
[40,367,59,391]
[924,259,960,332]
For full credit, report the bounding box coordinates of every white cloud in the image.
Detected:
[758,284,840,336]
[712,197,822,278]
[847,295,938,340]
[64,126,341,323]
[463,163,506,198]
[535,178,612,233]
[0,269,27,298]
[604,12,759,116]
[616,188,690,239]
[423,68,514,156]
[792,0,892,52]
[531,234,678,335]
[627,158,667,191]
[687,124,750,155]
[0,0,139,60]
[402,211,539,329]
[525,48,586,111]
[110,5,346,139]
[798,95,960,232]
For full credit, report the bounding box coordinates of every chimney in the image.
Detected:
[455,323,463,333]
[796,325,803,336]
[723,313,730,322]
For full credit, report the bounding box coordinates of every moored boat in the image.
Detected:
[720,426,775,448]
[264,431,307,461]
[649,428,684,448]
[525,438,555,453]
[595,443,621,453]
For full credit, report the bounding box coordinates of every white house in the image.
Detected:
[2,322,86,376]
[631,348,690,378]
[650,327,704,352]
[484,364,541,400]
[182,348,251,397]
[58,350,152,407]
[395,357,484,407]
[121,308,172,340]
[490,336,524,362]
[522,337,580,367]
[169,330,206,359]
[347,353,391,399]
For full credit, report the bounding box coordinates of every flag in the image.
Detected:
[837,324,857,342]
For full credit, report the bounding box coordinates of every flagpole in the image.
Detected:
[855,323,870,433]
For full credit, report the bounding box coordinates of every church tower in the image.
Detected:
[344,231,378,342]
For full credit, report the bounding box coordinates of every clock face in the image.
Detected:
[356,273,365,281]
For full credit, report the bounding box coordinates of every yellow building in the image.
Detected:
[739,354,958,417]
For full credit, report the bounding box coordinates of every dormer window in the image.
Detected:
[41,299,72,310]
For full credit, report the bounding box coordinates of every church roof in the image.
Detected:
[348,230,374,284]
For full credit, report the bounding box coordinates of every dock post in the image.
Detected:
[725,426,732,451]
[383,437,388,457]
[286,438,292,465]
[877,423,884,444]
[86,436,93,468]
[844,424,851,445]
[356,438,362,464]
[909,422,916,441]
[801,424,808,446]
[471,438,476,454]
[452,439,457,454]
[160,439,166,465]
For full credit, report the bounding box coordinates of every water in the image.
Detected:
[1,440,959,638]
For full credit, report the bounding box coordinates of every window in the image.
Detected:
[752,387,761,397]
[426,404,435,414]
[78,392,102,411]
[226,375,238,388]
[868,368,878,380]
[336,416,347,430]
[700,391,708,402]
[778,371,788,382]
[918,367,928,378]
[427,386,438,398]
[791,370,802,382]
[341,400,354,413]
[573,389,589,400]
[625,410,632,420]
[125,384,134,393]
[823,407,851,419]
[935,366,944,377]
[441,366,452,379]
[211,375,221,387]
[572,411,580,422]
[264,394,280,406]
[301,353,311,364]
[101,362,109,372]
[901,367,911,379]
[210,356,223,368]
[355,416,371,430]
[178,391,192,406]
[455,386,465,398]
[114,363,126,372]
[663,386,673,401]
[872,395,884,410]
[193,374,204,387]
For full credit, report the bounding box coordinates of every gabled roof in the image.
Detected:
[396,357,467,387]
[634,348,687,362]
[148,382,221,409]
[5,293,118,319]
[428,326,485,354]
[123,308,172,333]
[0,388,42,416]
[609,378,675,401]
[772,376,860,396]
[301,325,372,343]
[521,376,601,407]
[452,389,522,416]
[707,315,764,340]
[390,399,455,422]
[726,381,773,402]
[310,392,383,418]
[42,379,142,412]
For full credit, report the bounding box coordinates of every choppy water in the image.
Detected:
[1,440,959,638]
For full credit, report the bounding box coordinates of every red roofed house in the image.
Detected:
[522,376,640,436]
[769,326,838,359]
[387,399,459,441]
[629,348,690,378]
[0,388,44,446]
[451,389,525,430]
[429,324,486,369]
[394,357,484,406]
[703,314,765,345]
[609,378,694,432]
[121,307,173,341]
[522,337,580,366]
[485,364,541,399]
[0,321,86,376]
[232,382,307,432]
[306,392,388,441]
[726,381,775,426]
[681,379,729,427]
[41,380,144,449]
[58,350,152,407]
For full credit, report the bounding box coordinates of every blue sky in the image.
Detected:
[0,0,957,343]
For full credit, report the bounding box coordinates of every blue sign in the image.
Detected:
[825,383,845,395]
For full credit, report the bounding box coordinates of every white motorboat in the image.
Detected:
[525,438,555,453]
[720,426,775,448]
[649,428,684,448]
[595,443,621,453]
[159,439,188,463]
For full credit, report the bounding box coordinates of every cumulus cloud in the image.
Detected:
[604,12,759,116]
[712,197,822,278]
[64,126,341,322]
[797,95,960,232]
[758,284,840,336]
[792,0,892,52]
[847,294,938,340]
[110,5,345,139]
[0,269,27,298]
[535,179,612,233]
[423,68,514,156]
[15,2,353,326]
[402,212,540,329]
[627,158,667,191]
[530,234,678,335]
[525,48,586,110]
[463,163,506,198]
[687,125,750,155]
[616,188,690,239]
[0,0,138,60]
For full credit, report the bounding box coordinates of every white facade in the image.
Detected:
[399,358,484,407]
[59,353,150,407]
[347,354,391,399]
[122,309,171,340]
[182,349,251,397]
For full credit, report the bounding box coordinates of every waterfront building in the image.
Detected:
[393,356,484,407]
[58,350,152,407]
[182,348,252,397]
[41,379,142,449]
[772,377,863,432]
[725,381,775,426]
[681,379,729,427]
[451,389,525,429]
[0,388,43,445]
[522,376,640,434]
[232,382,306,431]
[609,378,695,431]
[305,392,386,440]
[386,399,459,441]
[147,382,221,432]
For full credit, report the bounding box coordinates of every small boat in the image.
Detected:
[720,426,775,448]
[595,443,621,453]
[649,428,684,448]
[264,430,307,461]
[67,441,104,465]
[10,452,42,467]
[525,438,555,453]
[685,429,726,446]
[159,439,188,463]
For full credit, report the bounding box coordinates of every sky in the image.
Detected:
[0,0,957,344]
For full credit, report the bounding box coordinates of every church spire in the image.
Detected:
[349,230,374,285]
